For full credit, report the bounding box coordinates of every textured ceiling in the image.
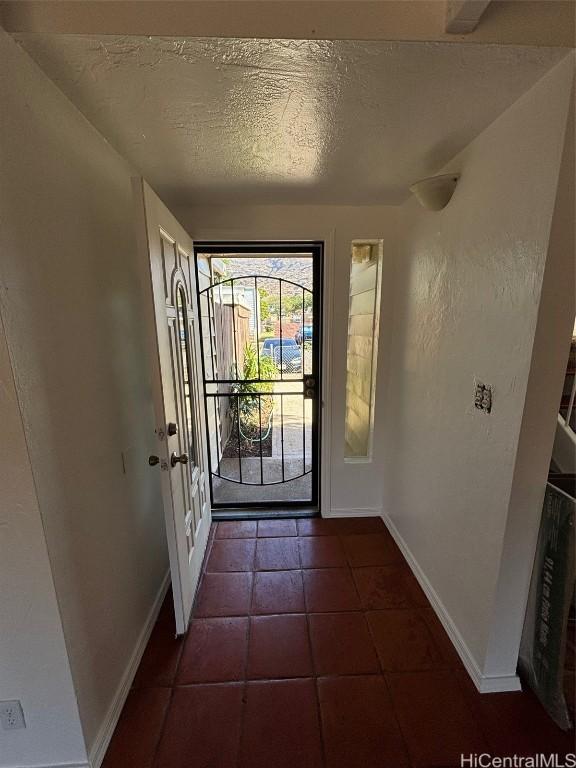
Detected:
[14,34,567,205]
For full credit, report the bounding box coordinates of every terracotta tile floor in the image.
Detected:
[104,517,574,768]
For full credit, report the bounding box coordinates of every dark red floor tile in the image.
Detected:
[239,679,323,768]
[132,595,183,687]
[352,564,419,610]
[194,572,253,617]
[332,517,387,535]
[318,675,409,768]
[309,613,380,675]
[387,670,488,767]
[367,610,444,672]
[247,614,313,679]
[216,520,257,539]
[155,684,243,768]
[420,608,465,670]
[176,617,248,684]
[297,518,346,536]
[251,570,305,614]
[102,687,170,768]
[297,516,384,536]
[257,519,297,537]
[342,533,403,567]
[118,516,569,768]
[303,568,362,612]
[402,569,431,608]
[255,536,300,570]
[206,538,256,572]
[455,669,575,757]
[299,535,347,568]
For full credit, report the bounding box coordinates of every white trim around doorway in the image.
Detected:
[189,226,335,517]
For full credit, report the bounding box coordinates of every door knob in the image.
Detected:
[170,452,189,468]
[148,455,160,466]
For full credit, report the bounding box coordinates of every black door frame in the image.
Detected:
[194,241,323,514]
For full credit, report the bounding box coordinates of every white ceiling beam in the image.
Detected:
[445,0,492,34]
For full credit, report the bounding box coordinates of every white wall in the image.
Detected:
[175,204,397,517]
[484,86,575,679]
[381,55,574,690]
[0,314,87,768]
[1,0,573,47]
[0,28,167,764]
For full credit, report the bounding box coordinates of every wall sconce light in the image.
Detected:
[409,173,460,211]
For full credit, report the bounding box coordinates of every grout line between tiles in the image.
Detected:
[297,537,327,766]
[235,556,259,768]
[304,597,327,767]
[362,606,415,767]
[149,685,176,768]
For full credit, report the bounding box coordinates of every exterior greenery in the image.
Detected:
[229,344,277,440]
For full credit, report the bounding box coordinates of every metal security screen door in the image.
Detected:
[194,242,323,511]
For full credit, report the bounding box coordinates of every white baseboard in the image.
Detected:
[474,674,523,693]
[324,507,383,518]
[32,763,89,768]
[381,512,521,694]
[88,570,171,768]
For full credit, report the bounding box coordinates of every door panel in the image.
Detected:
[134,178,210,634]
[194,243,322,511]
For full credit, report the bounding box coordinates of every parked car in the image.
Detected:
[261,338,302,372]
[295,325,313,345]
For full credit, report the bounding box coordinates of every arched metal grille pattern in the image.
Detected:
[199,275,313,487]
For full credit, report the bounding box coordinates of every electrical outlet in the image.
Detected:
[0,701,26,731]
[474,380,492,414]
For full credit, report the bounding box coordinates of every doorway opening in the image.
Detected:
[194,242,323,518]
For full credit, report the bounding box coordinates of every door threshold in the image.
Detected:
[211,507,318,521]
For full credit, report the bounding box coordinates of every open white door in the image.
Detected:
[133,178,211,635]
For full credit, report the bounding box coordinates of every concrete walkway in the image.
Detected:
[213,374,313,505]
[271,379,312,465]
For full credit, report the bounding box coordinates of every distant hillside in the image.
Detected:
[223,256,313,292]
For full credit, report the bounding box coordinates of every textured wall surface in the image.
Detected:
[382,56,574,683]
[0,314,87,768]
[0,27,167,757]
[485,77,575,679]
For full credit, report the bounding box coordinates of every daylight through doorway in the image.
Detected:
[194,243,322,512]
